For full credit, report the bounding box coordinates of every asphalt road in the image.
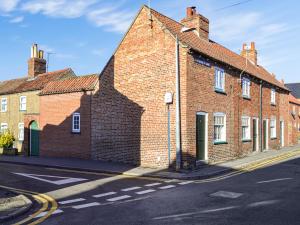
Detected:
[1,157,300,225]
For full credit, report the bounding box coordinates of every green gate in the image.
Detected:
[30,121,39,156]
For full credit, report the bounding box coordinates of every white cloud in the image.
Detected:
[92,49,104,56]
[9,16,24,23]
[0,0,20,12]
[21,0,97,18]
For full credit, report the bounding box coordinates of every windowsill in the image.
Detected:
[214,141,228,145]
[19,110,27,112]
[271,137,277,140]
[242,95,251,100]
[215,89,227,95]
[242,139,252,142]
[271,103,276,106]
[71,131,81,134]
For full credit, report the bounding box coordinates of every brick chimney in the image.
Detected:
[241,42,258,66]
[181,6,209,40]
[28,44,46,78]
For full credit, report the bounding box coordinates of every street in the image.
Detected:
[1,157,300,225]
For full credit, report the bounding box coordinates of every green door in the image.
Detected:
[196,114,206,160]
[253,119,257,152]
[30,121,39,156]
[263,120,267,150]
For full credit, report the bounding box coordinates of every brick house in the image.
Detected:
[91,5,290,169]
[288,94,300,145]
[38,75,99,159]
[0,44,75,155]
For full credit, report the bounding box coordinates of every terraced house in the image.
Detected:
[91,5,290,169]
[288,94,300,145]
[0,44,75,155]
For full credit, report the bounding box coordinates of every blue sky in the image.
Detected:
[0,0,299,83]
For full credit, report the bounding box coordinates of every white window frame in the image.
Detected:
[72,113,80,133]
[242,78,251,98]
[215,67,225,92]
[18,123,24,141]
[1,98,7,112]
[270,118,276,138]
[0,123,8,133]
[271,89,276,105]
[213,112,226,143]
[20,96,27,111]
[241,116,251,140]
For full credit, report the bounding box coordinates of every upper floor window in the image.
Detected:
[0,123,8,134]
[214,113,226,142]
[242,78,251,98]
[215,67,225,92]
[20,96,27,111]
[18,123,24,141]
[1,98,7,112]
[72,113,80,133]
[241,116,251,140]
[271,89,276,105]
[270,118,276,138]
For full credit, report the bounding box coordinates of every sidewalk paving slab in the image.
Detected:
[0,144,300,180]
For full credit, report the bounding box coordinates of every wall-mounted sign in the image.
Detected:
[194,55,211,67]
[164,92,173,104]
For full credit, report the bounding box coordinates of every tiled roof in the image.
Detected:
[286,83,300,98]
[147,6,288,91]
[289,94,300,105]
[0,68,75,95]
[40,74,99,95]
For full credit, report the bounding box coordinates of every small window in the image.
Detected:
[270,118,276,138]
[1,98,7,112]
[72,113,80,133]
[215,68,225,92]
[214,113,226,142]
[18,123,24,141]
[20,96,27,111]
[0,123,8,133]
[242,116,251,140]
[271,89,276,105]
[242,78,251,98]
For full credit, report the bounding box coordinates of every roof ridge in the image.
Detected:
[0,77,27,83]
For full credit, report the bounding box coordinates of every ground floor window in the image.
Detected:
[0,123,8,133]
[242,116,251,140]
[18,123,24,141]
[214,113,226,142]
[72,113,80,133]
[270,118,276,138]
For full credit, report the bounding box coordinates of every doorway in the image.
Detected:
[253,118,258,152]
[29,121,39,156]
[280,121,284,147]
[263,119,268,150]
[196,112,208,161]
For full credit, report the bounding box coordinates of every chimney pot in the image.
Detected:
[241,42,258,66]
[28,44,46,78]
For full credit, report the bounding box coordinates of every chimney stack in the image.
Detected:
[241,42,258,66]
[181,6,209,40]
[28,44,46,78]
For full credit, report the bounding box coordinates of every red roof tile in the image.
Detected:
[147,6,288,91]
[40,74,99,95]
[289,94,300,105]
[0,78,27,95]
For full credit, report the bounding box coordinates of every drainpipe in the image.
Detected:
[260,81,263,152]
[175,35,182,171]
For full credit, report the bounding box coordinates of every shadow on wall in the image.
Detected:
[92,56,145,166]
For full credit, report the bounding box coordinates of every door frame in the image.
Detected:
[29,121,39,156]
[196,112,208,161]
[280,120,284,147]
[253,117,259,152]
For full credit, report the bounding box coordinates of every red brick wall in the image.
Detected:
[288,102,300,146]
[39,92,92,159]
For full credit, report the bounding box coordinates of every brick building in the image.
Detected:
[0,44,75,155]
[288,94,300,145]
[91,5,290,169]
[38,75,99,159]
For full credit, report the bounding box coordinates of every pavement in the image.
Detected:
[0,188,32,222]
[0,144,300,180]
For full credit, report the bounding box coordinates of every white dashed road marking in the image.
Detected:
[257,177,293,184]
[35,209,63,218]
[136,189,156,195]
[107,195,131,202]
[178,181,194,185]
[159,185,176,190]
[121,186,141,192]
[210,191,243,199]
[59,198,86,205]
[93,192,117,198]
[145,183,161,187]
[72,202,100,209]
[164,179,179,183]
